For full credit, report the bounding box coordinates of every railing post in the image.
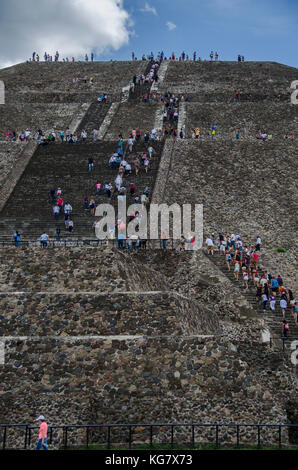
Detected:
[257,425,261,449]
[278,426,282,449]
[171,425,174,449]
[107,426,111,450]
[64,426,68,450]
[28,427,31,447]
[215,425,219,449]
[49,427,53,444]
[150,426,153,448]
[191,425,195,449]
[236,425,240,449]
[86,427,89,450]
[2,426,7,450]
[24,425,28,449]
[128,426,132,450]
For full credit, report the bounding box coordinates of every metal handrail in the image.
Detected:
[0,422,297,450]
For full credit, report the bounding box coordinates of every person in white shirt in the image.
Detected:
[256,235,261,251]
[40,233,49,248]
[280,298,287,319]
[109,155,116,168]
[115,175,122,191]
[127,138,133,152]
[64,203,72,219]
[205,237,214,255]
[53,205,59,220]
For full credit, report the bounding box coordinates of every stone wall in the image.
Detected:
[163,139,297,290]
[0,247,166,293]
[0,291,218,337]
[0,335,295,448]
[0,142,25,187]
[185,102,296,139]
[0,61,144,99]
[160,61,297,101]
[0,103,82,137]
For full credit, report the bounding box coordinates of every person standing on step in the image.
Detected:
[89,198,95,215]
[256,284,262,304]
[277,275,284,295]
[269,293,276,311]
[50,188,55,203]
[161,232,168,250]
[68,218,74,233]
[40,233,49,248]
[93,129,99,142]
[205,236,214,255]
[82,195,88,211]
[57,196,63,214]
[64,202,72,219]
[255,235,261,251]
[280,296,287,319]
[282,320,289,338]
[88,157,94,172]
[96,181,101,196]
[53,204,59,220]
[226,251,232,271]
[262,292,268,311]
[13,231,21,249]
[234,261,240,281]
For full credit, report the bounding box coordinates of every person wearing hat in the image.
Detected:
[35,415,48,450]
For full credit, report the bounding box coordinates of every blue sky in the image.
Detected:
[0,0,297,68]
[100,0,298,67]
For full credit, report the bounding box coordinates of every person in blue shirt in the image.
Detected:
[13,231,21,248]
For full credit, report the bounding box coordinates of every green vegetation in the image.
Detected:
[276,247,287,253]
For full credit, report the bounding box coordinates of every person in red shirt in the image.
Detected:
[56,197,63,214]
[35,415,48,450]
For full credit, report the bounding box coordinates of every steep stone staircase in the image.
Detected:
[0,139,164,239]
[206,251,298,355]
[128,61,154,102]
[76,102,110,138]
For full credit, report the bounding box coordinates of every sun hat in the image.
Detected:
[35,415,45,421]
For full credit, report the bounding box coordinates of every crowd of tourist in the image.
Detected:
[28,50,246,64]
[130,62,160,94]
[132,51,243,62]
[205,232,297,334]
[30,51,94,63]
[91,128,156,241]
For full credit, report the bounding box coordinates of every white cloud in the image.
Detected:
[140,3,157,16]
[0,0,132,68]
[166,21,177,31]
